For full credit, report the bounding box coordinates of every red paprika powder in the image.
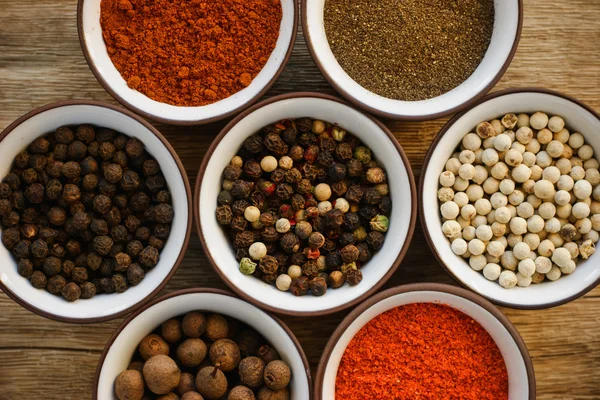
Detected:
[100,0,282,107]
[336,303,509,400]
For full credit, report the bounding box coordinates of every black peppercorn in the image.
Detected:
[142,159,160,177]
[30,270,47,289]
[71,266,88,284]
[2,211,20,227]
[126,240,143,258]
[367,231,385,250]
[155,190,171,204]
[302,261,319,278]
[359,206,378,222]
[243,135,264,153]
[310,277,327,296]
[345,268,363,286]
[80,281,97,299]
[24,183,44,204]
[12,240,31,260]
[284,168,302,184]
[216,205,233,225]
[338,232,355,247]
[127,263,145,286]
[259,255,279,275]
[261,227,280,243]
[363,188,382,205]
[234,231,255,249]
[93,235,114,256]
[290,276,309,296]
[231,180,252,199]
[145,174,165,193]
[21,168,38,185]
[276,184,294,200]
[345,185,364,203]
[280,232,300,253]
[96,128,116,143]
[125,138,144,158]
[111,225,129,243]
[139,246,159,268]
[103,207,122,227]
[288,145,304,162]
[62,183,81,204]
[42,256,61,277]
[154,203,174,224]
[0,183,11,199]
[17,259,33,278]
[99,277,114,294]
[30,239,49,258]
[244,160,262,180]
[61,281,82,302]
[154,224,171,240]
[87,252,102,270]
[29,154,47,172]
[340,245,360,263]
[379,196,392,214]
[281,127,297,144]
[264,133,288,156]
[120,170,140,192]
[296,117,312,133]
[72,211,91,231]
[81,174,98,192]
[128,192,149,213]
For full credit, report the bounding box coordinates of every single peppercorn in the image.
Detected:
[290,276,310,296]
[367,231,385,250]
[139,246,160,267]
[310,276,328,296]
[259,255,279,275]
[61,282,81,302]
[280,232,300,253]
[345,268,363,286]
[30,270,47,289]
[127,263,145,286]
[80,281,97,299]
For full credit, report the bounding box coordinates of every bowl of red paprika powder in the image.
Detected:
[77,0,298,125]
[315,283,536,399]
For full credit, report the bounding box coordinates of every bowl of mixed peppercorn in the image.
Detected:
[0,101,192,323]
[195,93,417,316]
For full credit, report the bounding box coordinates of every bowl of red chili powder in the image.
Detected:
[78,0,298,125]
[315,283,536,399]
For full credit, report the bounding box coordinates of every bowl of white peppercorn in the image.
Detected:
[420,88,600,309]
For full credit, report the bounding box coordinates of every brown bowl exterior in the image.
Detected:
[0,100,193,324]
[314,283,536,399]
[92,288,313,400]
[77,0,299,126]
[193,92,418,316]
[301,0,524,121]
[418,87,600,309]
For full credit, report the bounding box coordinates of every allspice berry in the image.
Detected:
[177,339,208,368]
[161,319,183,344]
[115,369,145,400]
[209,339,241,372]
[238,356,265,388]
[195,367,228,400]
[257,345,280,364]
[143,355,181,395]
[205,313,228,341]
[257,387,290,400]
[139,334,170,361]
[128,361,144,374]
[228,386,256,400]
[182,311,207,338]
[176,372,196,397]
[157,393,180,400]
[181,392,204,400]
[263,360,291,391]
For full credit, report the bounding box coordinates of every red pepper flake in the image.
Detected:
[335,303,509,400]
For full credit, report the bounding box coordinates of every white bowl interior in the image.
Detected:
[0,104,189,320]
[200,96,413,313]
[321,291,530,399]
[97,292,310,398]
[423,92,600,307]
[80,0,295,123]
[305,0,519,118]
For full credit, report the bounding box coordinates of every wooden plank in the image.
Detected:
[0,0,600,398]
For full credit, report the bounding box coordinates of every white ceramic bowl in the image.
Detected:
[302,0,522,121]
[420,88,600,309]
[0,101,192,323]
[94,289,312,399]
[195,93,417,316]
[315,283,535,399]
[77,0,298,125]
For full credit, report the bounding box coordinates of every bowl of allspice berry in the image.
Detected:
[0,101,192,323]
[195,93,417,316]
[95,288,312,400]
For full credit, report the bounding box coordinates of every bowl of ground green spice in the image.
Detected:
[303,0,523,120]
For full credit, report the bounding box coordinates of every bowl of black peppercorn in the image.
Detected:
[194,92,417,316]
[0,100,192,323]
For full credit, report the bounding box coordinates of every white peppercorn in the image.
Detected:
[523,233,540,250]
[560,260,577,275]
[533,180,555,200]
[461,204,477,221]
[531,271,545,284]
[504,149,523,167]
[249,242,268,260]
[510,217,528,235]
[462,226,476,241]
[317,201,332,216]
[483,137,495,149]
[499,179,515,195]
[576,218,592,234]
[453,192,469,208]
[491,119,505,135]
[276,218,291,233]
[584,229,599,243]
[472,165,489,184]
[491,222,507,237]
[556,203,572,219]
[578,144,594,161]
[458,164,475,180]
[486,209,496,224]
[515,126,533,144]
[451,238,468,256]
[525,138,541,154]
[573,180,592,199]
[511,142,526,154]
[571,157,584,168]
[468,239,486,256]
[469,255,487,271]
[474,198,492,216]
[515,272,531,287]
[552,247,571,268]
[483,177,500,194]
[546,140,565,158]
[570,166,585,181]
[508,190,525,206]
[459,150,476,164]
[490,193,508,209]
[591,201,600,214]
[522,152,536,167]
[500,251,518,270]
[527,215,545,233]
[483,263,501,281]
[517,258,536,277]
[287,265,302,279]
[548,116,565,133]
[513,242,531,260]
[516,202,534,218]
[462,133,481,151]
[579,239,596,259]
[491,162,509,180]
[572,202,591,219]
[495,207,511,224]
[516,113,530,128]
[260,156,278,172]
[494,134,512,152]
[482,148,499,166]
[585,158,600,170]
[453,177,469,191]
[508,204,518,218]
[276,274,292,291]
[457,216,471,229]
[445,158,462,175]
[487,241,505,257]
[442,220,461,238]
[476,225,493,241]
[511,164,531,183]
[472,215,488,228]
[278,156,293,170]
[530,112,549,130]
[335,198,350,213]
[466,184,484,202]
[548,232,565,247]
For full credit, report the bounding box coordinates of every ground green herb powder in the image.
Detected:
[324,0,495,101]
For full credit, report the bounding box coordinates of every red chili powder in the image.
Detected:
[336,303,509,399]
[100,0,282,107]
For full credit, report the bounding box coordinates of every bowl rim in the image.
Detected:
[92,287,314,399]
[313,282,536,400]
[0,99,193,324]
[193,91,418,316]
[419,87,600,310]
[301,0,524,121]
[76,0,299,126]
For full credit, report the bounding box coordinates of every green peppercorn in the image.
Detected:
[240,258,257,275]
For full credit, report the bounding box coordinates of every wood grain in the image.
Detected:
[0,0,599,398]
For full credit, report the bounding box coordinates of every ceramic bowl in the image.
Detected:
[0,101,192,323]
[302,0,523,121]
[194,92,417,316]
[77,0,298,125]
[94,288,312,399]
[420,88,600,309]
[315,283,535,399]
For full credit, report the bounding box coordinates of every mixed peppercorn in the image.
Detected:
[216,118,391,296]
[114,311,292,400]
[0,125,173,302]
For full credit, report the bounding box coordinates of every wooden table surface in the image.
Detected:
[1,1,599,399]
